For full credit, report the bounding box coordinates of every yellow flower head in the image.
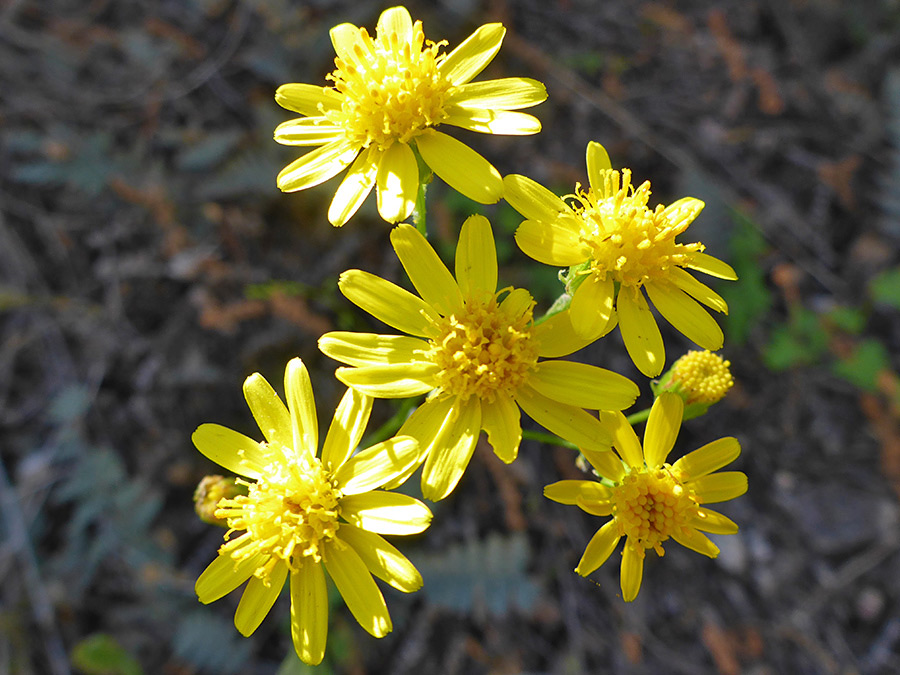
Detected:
[319,215,640,501]
[192,358,432,665]
[668,350,734,405]
[275,6,547,226]
[504,141,738,378]
[544,393,747,602]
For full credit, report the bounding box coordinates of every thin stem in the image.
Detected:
[522,429,578,450]
[626,408,651,425]
[363,396,421,446]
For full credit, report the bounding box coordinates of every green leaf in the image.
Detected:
[763,308,828,371]
[70,634,142,675]
[833,339,891,392]
[720,210,772,345]
[870,267,900,310]
[825,306,866,334]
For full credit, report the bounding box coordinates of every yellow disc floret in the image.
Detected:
[671,350,734,404]
[571,169,702,288]
[216,450,341,581]
[612,467,699,558]
[324,21,452,149]
[427,290,539,404]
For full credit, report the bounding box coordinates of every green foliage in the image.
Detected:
[763,307,829,371]
[172,611,252,673]
[720,209,773,345]
[870,267,900,309]
[70,633,142,675]
[832,338,891,392]
[825,305,866,334]
[411,532,540,616]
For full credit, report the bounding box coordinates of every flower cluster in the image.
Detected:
[190,5,747,666]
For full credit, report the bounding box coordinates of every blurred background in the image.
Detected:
[2,0,900,673]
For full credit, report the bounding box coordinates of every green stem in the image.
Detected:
[412,180,428,236]
[362,397,420,446]
[626,408,651,425]
[522,429,578,450]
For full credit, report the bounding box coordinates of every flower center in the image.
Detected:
[613,467,698,556]
[216,451,341,580]
[571,169,702,288]
[671,350,734,404]
[324,21,452,149]
[427,290,539,404]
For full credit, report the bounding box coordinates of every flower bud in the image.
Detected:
[193,475,247,527]
[653,350,734,420]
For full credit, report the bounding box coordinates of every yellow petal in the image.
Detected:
[275,83,343,116]
[669,267,728,314]
[322,540,391,638]
[455,214,498,297]
[515,385,612,451]
[544,480,612,505]
[330,23,367,68]
[569,274,615,339]
[673,437,741,481]
[290,559,327,666]
[381,396,455,490]
[195,552,265,604]
[504,173,575,223]
[414,129,502,204]
[391,223,462,316]
[643,393,684,469]
[586,141,612,192]
[376,5,413,43]
[533,309,615,359]
[689,508,739,535]
[662,197,704,234]
[442,107,542,135]
[335,435,420,495]
[438,23,504,85]
[671,527,719,558]
[421,397,482,501]
[597,411,643,470]
[242,372,292,449]
[192,424,269,479]
[645,282,724,351]
[234,562,288,636]
[498,287,534,319]
[576,495,615,517]
[515,217,588,266]
[339,491,433,535]
[321,387,373,472]
[448,77,547,110]
[273,118,344,146]
[318,331,429,368]
[339,269,440,338]
[284,357,317,461]
[620,541,644,602]
[581,447,626,482]
[335,363,437,398]
[690,471,748,504]
[685,252,738,280]
[337,523,423,593]
[328,145,379,227]
[277,141,360,192]
[530,361,639,411]
[481,394,521,464]
[376,142,418,223]
[575,520,620,576]
[616,288,665,377]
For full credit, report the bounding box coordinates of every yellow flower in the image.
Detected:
[504,141,738,377]
[544,393,747,601]
[192,358,431,665]
[318,215,640,501]
[274,6,547,226]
